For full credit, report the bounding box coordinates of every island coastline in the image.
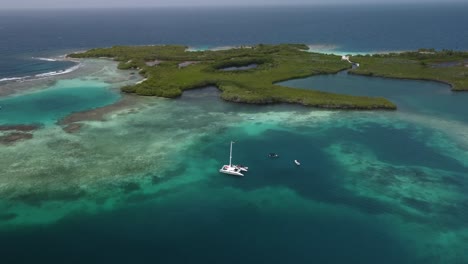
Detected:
[68,44,398,110]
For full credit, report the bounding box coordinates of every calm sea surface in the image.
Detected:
[0,5,468,264]
[1,4,468,79]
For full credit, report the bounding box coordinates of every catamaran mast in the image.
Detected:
[229,141,233,166]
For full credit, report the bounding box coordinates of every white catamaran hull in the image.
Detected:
[219,165,244,176]
[234,165,248,172]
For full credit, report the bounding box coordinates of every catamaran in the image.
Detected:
[219,141,246,177]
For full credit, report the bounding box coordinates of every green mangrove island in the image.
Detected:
[350,49,468,91]
[69,45,468,109]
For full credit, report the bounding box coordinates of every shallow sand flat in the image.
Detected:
[0,59,143,127]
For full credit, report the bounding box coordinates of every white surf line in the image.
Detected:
[34,63,81,78]
[136,78,147,84]
[32,57,57,62]
[341,55,359,67]
[0,76,28,82]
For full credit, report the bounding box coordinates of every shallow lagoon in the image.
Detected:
[0,62,467,263]
[219,63,258,71]
[280,70,468,122]
[0,79,119,125]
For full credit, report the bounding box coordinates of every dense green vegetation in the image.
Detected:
[69,44,399,109]
[350,49,468,91]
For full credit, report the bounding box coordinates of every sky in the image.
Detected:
[0,0,464,9]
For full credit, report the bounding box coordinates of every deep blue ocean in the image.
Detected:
[1,4,468,80]
[1,4,468,264]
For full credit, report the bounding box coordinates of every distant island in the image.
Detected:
[68,44,468,110]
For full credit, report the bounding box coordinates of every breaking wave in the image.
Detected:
[32,57,58,62]
[0,76,29,82]
[34,64,80,78]
[0,62,80,83]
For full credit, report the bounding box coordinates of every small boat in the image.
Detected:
[268,153,279,158]
[294,160,301,166]
[219,141,245,177]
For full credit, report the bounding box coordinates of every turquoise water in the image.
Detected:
[0,5,467,262]
[0,79,119,125]
[280,70,468,123]
[0,76,467,263]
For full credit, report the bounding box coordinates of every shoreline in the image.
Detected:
[0,58,141,98]
[2,46,463,114]
[348,71,457,91]
[348,51,468,91]
[70,44,398,110]
[0,46,430,88]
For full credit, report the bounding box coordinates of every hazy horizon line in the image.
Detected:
[1,2,467,10]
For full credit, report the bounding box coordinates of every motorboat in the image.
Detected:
[294,160,301,166]
[220,141,246,177]
[268,153,279,158]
